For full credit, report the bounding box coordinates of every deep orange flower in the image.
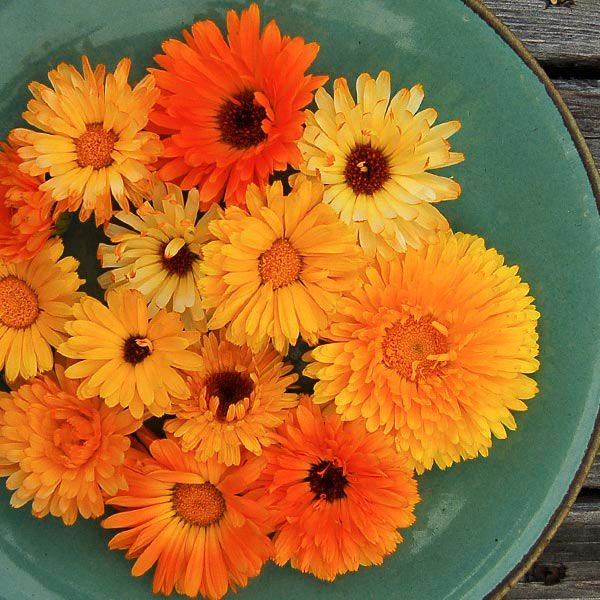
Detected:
[149,3,328,207]
[0,365,140,525]
[260,398,419,581]
[0,140,54,263]
[103,438,273,599]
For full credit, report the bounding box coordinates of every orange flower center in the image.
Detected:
[123,336,153,365]
[258,238,302,289]
[173,482,226,527]
[307,459,348,502]
[205,370,255,421]
[0,276,39,329]
[75,123,117,169]
[217,89,267,150]
[382,316,449,380]
[51,408,101,468]
[344,143,390,195]
[161,243,198,275]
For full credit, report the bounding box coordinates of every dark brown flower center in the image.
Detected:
[75,123,117,169]
[344,143,390,195]
[173,482,225,527]
[306,460,348,502]
[123,336,152,365]
[217,89,267,149]
[205,370,255,421]
[161,243,198,276]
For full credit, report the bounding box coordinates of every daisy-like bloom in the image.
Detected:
[260,398,419,581]
[299,71,464,258]
[102,438,273,599]
[58,289,202,420]
[0,364,140,525]
[201,176,364,352]
[0,239,83,381]
[11,56,162,225]
[305,232,540,472]
[0,140,55,263]
[149,3,328,207]
[98,180,221,330]
[165,330,298,466]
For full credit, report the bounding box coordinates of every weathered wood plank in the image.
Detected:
[482,0,600,68]
[583,454,600,490]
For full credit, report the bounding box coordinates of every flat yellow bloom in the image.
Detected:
[0,239,84,381]
[200,175,365,353]
[165,330,298,466]
[299,71,464,258]
[305,232,540,472]
[58,288,202,419]
[98,180,221,331]
[12,56,162,225]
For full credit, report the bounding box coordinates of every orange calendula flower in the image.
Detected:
[12,56,162,225]
[260,398,419,581]
[149,3,328,207]
[165,330,298,466]
[102,438,273,600]
[305,232,540,472]
[0,238,84,381]
[0,139,55,263]
[0,365,140,525]
[200,175,365,353]
[58,288,202,419]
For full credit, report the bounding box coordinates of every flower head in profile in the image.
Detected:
[0,139,55,263]
[305,232,540,472]
[98,180,221,330]
[102,438,273,600]
[260,398,419,581]
[150,3,328,207]
[0,365,140,525]
[0,239,84,381]
[299,71,464,258]
[12,56,162,225]
[165,330,298,466]
[59,289,202,419]
[200,175,365,353]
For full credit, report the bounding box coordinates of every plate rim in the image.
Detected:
[461,1,600,598]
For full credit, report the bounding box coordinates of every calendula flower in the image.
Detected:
[58,289,202,419]
[149,3,328,207]
[260,398,419,581]
[0,239,83,381]
[12,56,162,225]
[102,438,273,600]
[305,232,540,472]
[0,365,140,525]
[299,71,464,258]
[201,176,364,352]
[165,330,298,466]
[98,180,221,330]
[0,139,55,263]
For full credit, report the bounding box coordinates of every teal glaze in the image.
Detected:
[0,1,599,599]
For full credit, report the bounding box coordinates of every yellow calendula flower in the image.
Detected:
[165,330,298,466]
[200,175,365,353]
[12,56,162,225]
[305,232,540,472]
[98,180,221,331]
[299,71,464,259]
[58,288,202,419]
[0,239,84,381]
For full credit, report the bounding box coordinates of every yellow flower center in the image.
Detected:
[217,89,267,150]
[258,238,302,289]
[344,143,390,195]
[382,316,449,380]
[205,370,255,421]
[75,123,117,169]
[0,276,39,329]
[173,482,226,527]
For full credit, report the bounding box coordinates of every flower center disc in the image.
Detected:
[52,409,101,468]
[75,123,117,169]
[173,482,226,527]
[307,459,348,502]
[123,336,152,365]
[344,143,390,195]
[217,89,267,150]
[161,243,198,275]
[0,276,39,328]
[382,316,449,380]
[205,370,255,421]
[258,238,302,289]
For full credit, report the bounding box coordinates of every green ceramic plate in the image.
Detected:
[1,1,599,599]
